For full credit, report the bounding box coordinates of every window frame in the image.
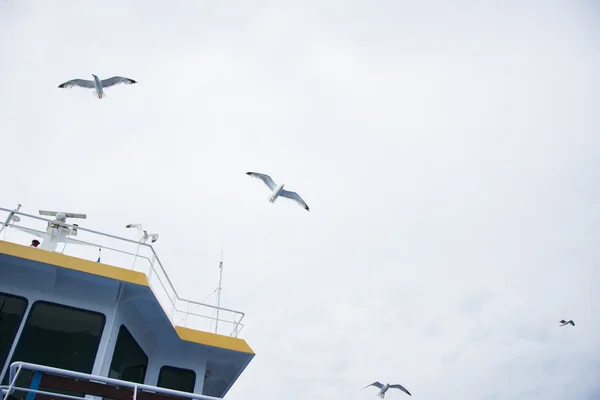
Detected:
[0,292,29,381]
[3,299,107,388]
[107,324,149,385]
[157,365,197,393]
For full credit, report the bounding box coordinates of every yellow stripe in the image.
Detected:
[0,240,255,354]
[175,326,255,354]
[0,240,149,286]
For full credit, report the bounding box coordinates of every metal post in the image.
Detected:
[96,282,125,376]
[0,300,31,384]
[3,365,22,400]
[233,318,240,337]
[0,204,22,236]
[215,252,223,334]
[170,299,176,322]
[60,228,68,254]
[131,240,143,271]
[184,300,190,327]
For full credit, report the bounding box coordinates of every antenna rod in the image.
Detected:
[0,204,22,236]
[215,251,224,334]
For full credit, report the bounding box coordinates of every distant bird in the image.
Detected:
[363,382,411,397]
[246,172,310,211]
[58,74,137,99]
[559,319,575,327]
[126,223,159,243]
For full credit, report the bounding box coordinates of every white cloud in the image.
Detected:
[1,0,599,398]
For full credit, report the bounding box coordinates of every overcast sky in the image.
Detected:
[1,0,599,399]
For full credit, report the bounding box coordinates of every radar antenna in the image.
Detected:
[38,210,87,251]
[39,210,87,220]
[3,206,94,252]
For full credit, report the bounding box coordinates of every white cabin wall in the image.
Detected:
[98,294,207,394]
[150,343,207,393]
[0,265,119,379]
[0,265,120,315]
[1,263,211,395]
[96,291,158,379]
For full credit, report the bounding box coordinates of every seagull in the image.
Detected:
[363,382,411,397]
[126,223,159,243]
[58,74,137,99]
[559,319,575,327]
[246,172,310,211]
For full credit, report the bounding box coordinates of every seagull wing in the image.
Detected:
[148,234,159,243]
[559,320,567,324]
[363,382,384,389]
[58,79,95,89]
[389,384,412,396]
[101,76,137,87]
[126,223,143,229]
[246,172,277,191]
[569,320,575,326]
[280,189,309,211]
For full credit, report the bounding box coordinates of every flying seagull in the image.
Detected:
[126,223,159,243]
[363,382,411,398]
[246,172,310,211]
[559,319,575,327]
[58,74,137,99]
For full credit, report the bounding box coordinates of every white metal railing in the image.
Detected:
[0,206,245,337]
[1,362,221,400]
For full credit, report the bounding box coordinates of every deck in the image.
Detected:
[2,362,223,400]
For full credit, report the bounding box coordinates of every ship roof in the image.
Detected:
[0,207,255,397]
[0,240,254,355]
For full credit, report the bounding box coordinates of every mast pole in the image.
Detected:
[215,251,223,334]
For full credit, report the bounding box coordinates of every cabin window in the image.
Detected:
[0,293,28,376]
[157,365,196,393]
[2,300,105,389]
[108,325,148,384]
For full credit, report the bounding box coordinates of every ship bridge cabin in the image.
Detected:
[0,207,254,400]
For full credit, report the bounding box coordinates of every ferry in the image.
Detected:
[0,204,254,400]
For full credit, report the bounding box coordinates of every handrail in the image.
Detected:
[2,362,222,400]
[0,207,245,337]
[0,222,155,266]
